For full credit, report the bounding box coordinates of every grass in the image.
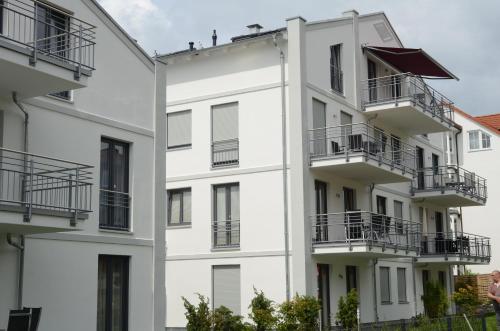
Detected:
[485,314,497,331]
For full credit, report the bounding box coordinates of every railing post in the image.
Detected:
[75,24,83,80]
[446,316,452,331]
[24,159,34,223]
[30,3,38,66]
[347,214,352,251]
[71,168,79,226]
[68,174,73,216]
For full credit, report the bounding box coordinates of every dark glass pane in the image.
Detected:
[100,141,110,188]
[111,259,125,331]
[97,257,107,331]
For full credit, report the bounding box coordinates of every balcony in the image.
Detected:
[411,166,487,207]
[0,147,93,234]
[212,220,240,249]
[419,232,491,264]
[361,73,455,134]
[311,211,420,257]
[211,139,239,168]
[309,123,415,184]
[0,0,96,99]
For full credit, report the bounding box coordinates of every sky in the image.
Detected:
[98,0,500,116]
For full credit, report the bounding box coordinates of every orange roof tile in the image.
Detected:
[452,106,500,135]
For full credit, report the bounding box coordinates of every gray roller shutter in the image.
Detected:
[167,110,191,148]
[212,103,238,142]
[213,265,241,314]
[312,99,326,156]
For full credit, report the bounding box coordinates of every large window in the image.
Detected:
[212,103,239,167]
[380,266,391,304]
[213,183,240,248]
[167,188,191,225]
[100,138,130,230]
[213,265,241,314]
[97,255,129,331]
[346,265,358,293]
[330,44,343,93]
[394,200,403,234]
[469,130,491,151]
[35,2,70,58]
[167,110,192,149]
[397,268,407,303]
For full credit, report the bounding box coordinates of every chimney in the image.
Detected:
[247,24,263,34]
[342,9,359,18]
[212,30,217,46]
[188,41,195,51]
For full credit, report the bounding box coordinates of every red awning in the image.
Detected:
[364,46,458,80]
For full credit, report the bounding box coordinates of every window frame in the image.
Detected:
[397,267,408,303]
[167,188,192,226]
[330,43,343,94]
[167,110,192,150]
[48,90,73,102]
[380,266,392,304]
[469,130,491,151]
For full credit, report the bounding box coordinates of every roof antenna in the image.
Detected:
[212,29,217,46]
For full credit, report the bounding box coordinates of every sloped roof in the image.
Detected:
[453,106,500,135]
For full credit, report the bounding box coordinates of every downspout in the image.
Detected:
[273,34,291,301]
[9,92,29,309]
[372,258,379,323]
[454,127,464,272]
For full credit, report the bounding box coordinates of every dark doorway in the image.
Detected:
[416,146,425,189]
[317,264,331,330]
[315,181,328,242]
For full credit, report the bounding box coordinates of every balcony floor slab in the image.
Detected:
[411,189,486,207]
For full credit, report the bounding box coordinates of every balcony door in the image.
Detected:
[312,99,327,156]
[212,103,239,167]
[317,264,331,330]
[35,3,70,58]
[213,183,240,247]
[315,181,328,241]
[432,153,440,187]
[416,146,425,189]
[340,111,353,150]
[368,59,377,102]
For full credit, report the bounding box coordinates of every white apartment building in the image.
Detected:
[0,1,166,331]
[163,10,490,329]
[445,108,499,274]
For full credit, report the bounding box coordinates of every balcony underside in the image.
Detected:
[0,205,87,235]
[312,243,418,258]
[0,40,90,99]
[311,155,413,184]
[365,101,453,135]
[412,189,486,207]
[417,255,490,265]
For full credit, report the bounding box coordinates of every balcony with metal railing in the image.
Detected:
[411,165,487,206]
[212,220,240,249]
[0,0,96,98]
[311,211,420,257]
[361,73,455,134]
[419,232,490,264]
[0,147,93,234]
[308,123,416,184]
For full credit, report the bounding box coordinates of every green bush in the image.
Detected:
[276,294,321,331]
[335,289,359,330]
[248,288,277,331]
[182,294,212,331]
[212,305,248,331]
[452,284,481,315]
[421,281,449,318]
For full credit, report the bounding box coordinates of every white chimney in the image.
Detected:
[247,24,263,34]
[342,9,359,18]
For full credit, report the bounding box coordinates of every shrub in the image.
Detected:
[248,288,277,331]
[276,294,321,331]
[182,294,211,331]
[452,284,481,315]
[335,289,359,330]
[212,305,248,331]
[421,281,449,318]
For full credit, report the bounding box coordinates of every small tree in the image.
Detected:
[335,289,359,330]
[276,294,321,331]
[212,305,247,331]
[182,294,211,331]
[248,288,277,331]
[452,284,481,316]
[421,281,449,318]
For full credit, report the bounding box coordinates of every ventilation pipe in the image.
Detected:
[247,24,263,34]
[212,30,217,46]
[188,42,195,51]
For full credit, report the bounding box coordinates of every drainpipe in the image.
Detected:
[372,258,379,323]
[9,92,29,310]
[412,257,418,316]
[273,33,291,302]
[369,183,375,212]
[454,127,465,271]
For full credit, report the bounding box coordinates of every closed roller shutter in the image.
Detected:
[213,265,241,314]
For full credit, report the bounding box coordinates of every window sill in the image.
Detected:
[167,145,192,152]
[99,228,133,235]
[211,247,240,252]
[398,301,409,305]
[167,224,192,229]
[211,163,239,171]
[329,88,345,98]
[381,301,393,305]
[45,94,74,104]
[468,148,492,153]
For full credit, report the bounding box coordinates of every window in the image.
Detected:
[213,183,240,248]
[469,130,491,150]
[380,267,391,304]
[35,2,70,58]
[330,44,343,93]
[438,271,447,289]
[312,99,327,156]
[394,200,403,234]
[0,1,4,35]
[49,90,72,101]
[391,134,401,165]
[167,188,191,225]
[100,138,130,230]
[212,103,239,167]
[167,110,192,149]
[97,255,129,331]
[213,265,241,314]
[397,268,407,303]
[346,266,358,293]
[422,270,430,294]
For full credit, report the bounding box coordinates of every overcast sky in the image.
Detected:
[99,0,499,116]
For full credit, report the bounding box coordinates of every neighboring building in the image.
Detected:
[162,10,490,328]
[0,1,166,331]
[446,107,499,274]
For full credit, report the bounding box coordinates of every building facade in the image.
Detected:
[162,11,490,329]
[0,1,166,330]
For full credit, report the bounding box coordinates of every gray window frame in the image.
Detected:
[397,267,408,303]
[167,110,192,150]
[380,266,391,304]
[167,187,192,226]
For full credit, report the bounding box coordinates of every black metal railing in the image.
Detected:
[361,73,454,126]
[99,189,130,231]
[212,139,239,168]
[212,220,240,248]
[0,0,96,73]
[0,147,93,224]
[311,211,420,253]
[412,165,487,202]
[421,232,491,260]
[309,123,416,175]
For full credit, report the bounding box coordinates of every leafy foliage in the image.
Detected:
[248,288,277,331]
[212,305,248,331]
[421,281,449,318]
[276,294,321,331]
[335,289,359,330]
[182,294,211,331]
[452,284,481,315]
